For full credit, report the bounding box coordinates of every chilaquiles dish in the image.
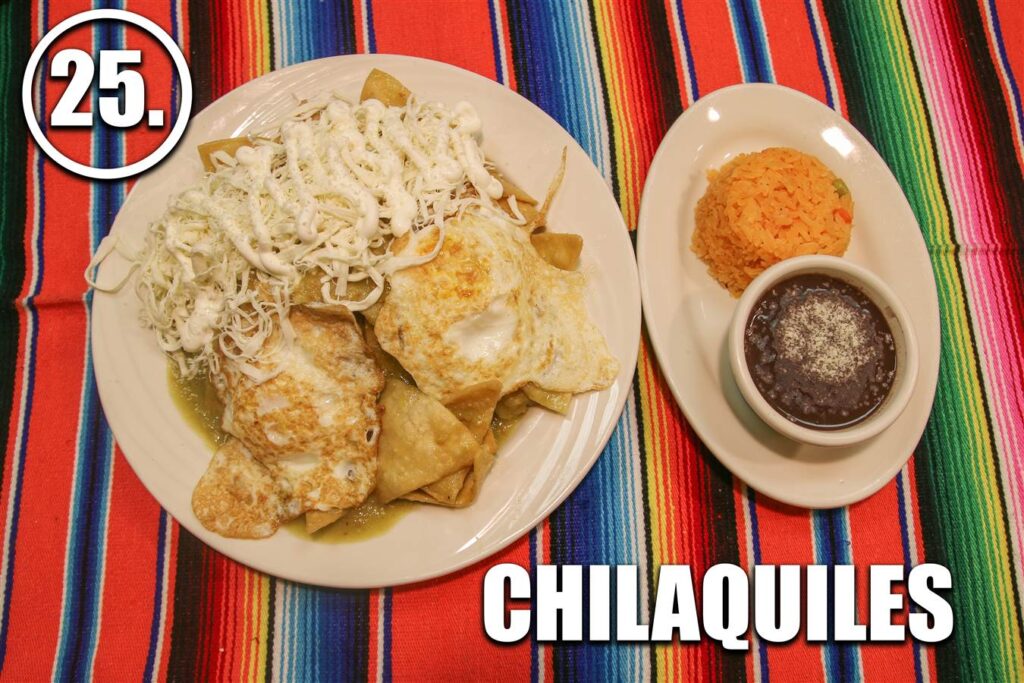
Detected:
[132,69,618,538]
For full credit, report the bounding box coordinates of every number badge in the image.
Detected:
[22,9,192,180]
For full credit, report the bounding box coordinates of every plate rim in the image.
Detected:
[91,53,641,587]
[636,82,941,509]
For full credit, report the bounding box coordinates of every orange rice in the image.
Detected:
[691,147,854,297]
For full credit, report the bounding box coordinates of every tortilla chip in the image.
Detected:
[422,467,471,504]
[475,434,496,479]
[376,380,481,502]
[523,383,572,415]
[453,472,477,507]
[360,69,411,107]
[458,429,498,506]
[400,490,439,505]
[531,233,583,271]
[197,136,252,172]
[445,380,502,442]
[306,509,345,534]
[455,443,495,507]
[495,390,531,421]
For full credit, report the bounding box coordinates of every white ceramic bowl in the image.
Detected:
[728,255,919,447]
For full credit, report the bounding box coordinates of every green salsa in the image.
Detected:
[284,499,413,543]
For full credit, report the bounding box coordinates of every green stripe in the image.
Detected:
[0,3,28,302]
[824,0,1022,678]
[0,0,29,526]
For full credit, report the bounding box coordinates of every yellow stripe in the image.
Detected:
[590,0,634,229]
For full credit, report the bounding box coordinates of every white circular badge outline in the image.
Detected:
[22,9,193,181]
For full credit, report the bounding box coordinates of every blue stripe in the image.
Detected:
[813,509,860,683]
[487,0,506,85]
[895,471,924,683]
[528,528,539,683]
[727,0,774,83]
[365,0,376,53]
[142,512,168,681]
[0,0,49,670]
[802,0,835,109]
[745,488,770,683]
[285,583,297,681]
[986,0,1024,148]
[674,0,700,103]
[280,0,356,66]
[280,1,296,67]
[506,0,607,184]
[382,588,393,683]
[0,303,37,673]
[169,1,180,126]
[745,490,763,566]
[54,5,124,679]
[546,402,643,679]
[141,8,181,676]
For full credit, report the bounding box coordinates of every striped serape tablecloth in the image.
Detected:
[2,0,1023,680]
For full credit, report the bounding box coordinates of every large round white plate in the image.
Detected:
[637,84,940,508]
[92,55,640,587]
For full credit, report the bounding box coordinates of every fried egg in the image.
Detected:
[192,438,291,539]
[374,212,618,403]
[192,308,383,538]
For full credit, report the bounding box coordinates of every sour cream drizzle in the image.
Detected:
[136,93,504,381]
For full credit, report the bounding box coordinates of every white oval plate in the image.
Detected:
[636,84,940,508]
[92,55,640,587]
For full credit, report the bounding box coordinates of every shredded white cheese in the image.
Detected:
[133,92,505,382]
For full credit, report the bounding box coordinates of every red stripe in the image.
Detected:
[367,589,380,682]
[907,459,939,682]
[0,62,34,683]
[662,0,691,106]
[353,0,368,54]
[389,538,532,679]
[847,480,918,681]
[540,520,554,681]
[195,0,266,100]
[196,553,250,681]
[91,451,164,679]
[992,0,1024,106]
[4,305,89,679]
[157,523,180,682]
[36,1,96,302]
[812,0,848,116]
[3,2,95,676]
[120,2,178,165]
[494,0,517,91]
[752,498,821,681]
[759,0,828,105]
[370,0,498,80]
[731,483,757,682]
[678,0,743,96]
[599,1,672,229]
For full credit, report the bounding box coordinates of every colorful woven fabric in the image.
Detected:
[1,0,1023,679]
